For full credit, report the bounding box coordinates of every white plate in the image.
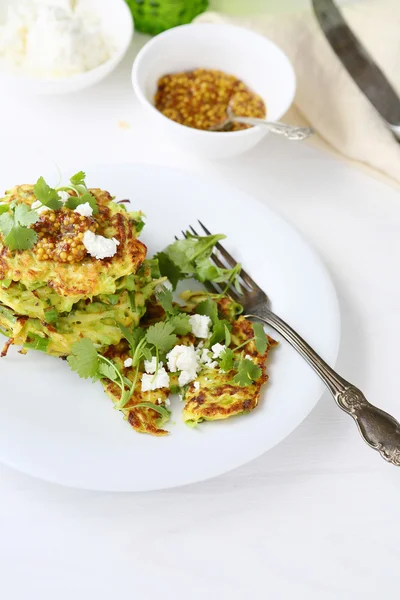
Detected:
[0,163,340,491]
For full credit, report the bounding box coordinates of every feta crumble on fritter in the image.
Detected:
[144,357,158,374]
[74,202,93,217]
[211,343,226,358]
[141,367,170,392]
[83,230,119,260]
[189,314,211,339]
[167,344,200,386]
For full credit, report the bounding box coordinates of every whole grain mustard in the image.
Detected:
[155,68,266,131]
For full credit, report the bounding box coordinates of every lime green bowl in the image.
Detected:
[125,0,208,35]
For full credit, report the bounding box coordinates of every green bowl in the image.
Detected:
[125,0,208,35]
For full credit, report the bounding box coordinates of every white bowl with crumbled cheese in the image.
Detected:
[0,0,133,94]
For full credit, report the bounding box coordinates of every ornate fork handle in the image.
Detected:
[229,116,313,141]
[247,305,400,466]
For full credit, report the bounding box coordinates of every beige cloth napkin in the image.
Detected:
[196,0,400,187]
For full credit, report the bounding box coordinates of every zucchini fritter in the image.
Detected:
[0,186,146,299]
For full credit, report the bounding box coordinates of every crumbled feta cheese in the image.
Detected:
[167,345,199,374]
[245,354,253,361]
[31,200,49,215]
[167,344,200,387]
[144,357,158,374]
[212,343,226,359]
[0,0,114,80]
[124,357,133,368]
[189,314,211,339]
[196,341,204,350]
[165,398,171,407]
[74,202,93,217]
[141,367,169,392]
[199,348,217,369]
[178,394,183,402]
[58,191,70,203]
[83,230,119,260]
[194,381,200,390]
[178,370,196,387]
[157,397,162,405]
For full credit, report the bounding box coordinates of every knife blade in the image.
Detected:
[312,0,400,140]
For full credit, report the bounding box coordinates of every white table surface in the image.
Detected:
[1,34,400,600]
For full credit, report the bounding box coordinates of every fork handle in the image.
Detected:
[229,117,314,141]
[247,306,400,466]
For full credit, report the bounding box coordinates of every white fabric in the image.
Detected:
[197,0,400,187]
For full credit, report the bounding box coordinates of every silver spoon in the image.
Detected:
[211,106,314,141]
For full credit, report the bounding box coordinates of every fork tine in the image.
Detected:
[198,220,262,291]
[189,225,199,236]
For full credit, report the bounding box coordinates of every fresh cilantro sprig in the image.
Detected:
[54,171,98,215]
[232,322,269,354]
[233,358,262,387]
[155,233,242,292]
[156,285,192,335]
[0,202,38,250]
[67,338,129,406]
[33,177,63,210]
[220,347,234,372]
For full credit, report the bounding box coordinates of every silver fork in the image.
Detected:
[187,221,400,467]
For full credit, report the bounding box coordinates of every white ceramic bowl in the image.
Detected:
[0,0,133,95]
[132,23,296,159]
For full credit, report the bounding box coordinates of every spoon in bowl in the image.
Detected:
[210,105,314,141]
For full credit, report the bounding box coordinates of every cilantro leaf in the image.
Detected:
[0,205,9,216]
[119,324,145,347]
[220,348,234,372]
[160,233,242,291]
[98,362,119,382]
[0,213,14,238]
[146,322,177,353]
[67,338,99,379]
[166,233,225,274]
[195,259,222,283]
[253,322,268,354]
[65,192,98,215]
[4,226,37,251]
[224,324,231,347]
[166,237,198,272]
[210,319,231,346]
[196,298,219,324]
[156,286,176,316]
[0,204,39,251]
[70,171,86,186]
[233,359,262,387]
[14,203,39,227]
[154,251,183,290]
[168,313,192,335]
[33,177,63,210]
